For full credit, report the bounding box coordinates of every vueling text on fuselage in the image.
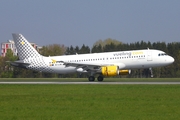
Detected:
[113,51,144,57]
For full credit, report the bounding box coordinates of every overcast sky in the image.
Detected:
[0,0,180,47]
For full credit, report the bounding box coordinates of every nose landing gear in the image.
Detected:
[149,68,153,78]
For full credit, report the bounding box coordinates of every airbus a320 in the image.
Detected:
[11,34,174,81]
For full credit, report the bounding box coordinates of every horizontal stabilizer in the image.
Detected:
[9,60,30,68]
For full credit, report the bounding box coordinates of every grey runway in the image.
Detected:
[1,81,180,84]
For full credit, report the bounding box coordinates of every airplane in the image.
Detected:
[11,33,174,81]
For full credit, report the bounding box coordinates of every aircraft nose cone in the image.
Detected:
[169,56,174,63]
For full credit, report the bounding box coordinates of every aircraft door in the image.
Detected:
[147,50,152,61]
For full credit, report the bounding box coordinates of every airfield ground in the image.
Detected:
[0,78,180,120]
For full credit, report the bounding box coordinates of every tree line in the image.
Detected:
[0,38,179,78]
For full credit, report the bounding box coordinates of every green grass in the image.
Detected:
[0,84,180,120]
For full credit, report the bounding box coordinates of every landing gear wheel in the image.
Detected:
[97,76,104,81]
[88,76,95,81]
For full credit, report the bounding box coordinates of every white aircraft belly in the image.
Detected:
[50,66,76,74]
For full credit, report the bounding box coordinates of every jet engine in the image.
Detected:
[101,66,130,76]
[119,69,131,75]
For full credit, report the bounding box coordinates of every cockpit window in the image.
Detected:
[158,53,167,56]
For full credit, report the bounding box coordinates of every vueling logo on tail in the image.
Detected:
[12,33,41,60]
[21,41,25,45]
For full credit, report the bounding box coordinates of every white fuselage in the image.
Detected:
[34,49,174,74]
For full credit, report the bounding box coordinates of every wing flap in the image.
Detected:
[62,61,113,68]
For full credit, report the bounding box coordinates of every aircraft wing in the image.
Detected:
[60,61,125,72]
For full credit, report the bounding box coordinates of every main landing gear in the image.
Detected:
[88,76,104,82]
[88,76,95,81]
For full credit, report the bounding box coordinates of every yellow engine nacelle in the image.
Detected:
[101,66,119,76]
[101,66,130,76]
